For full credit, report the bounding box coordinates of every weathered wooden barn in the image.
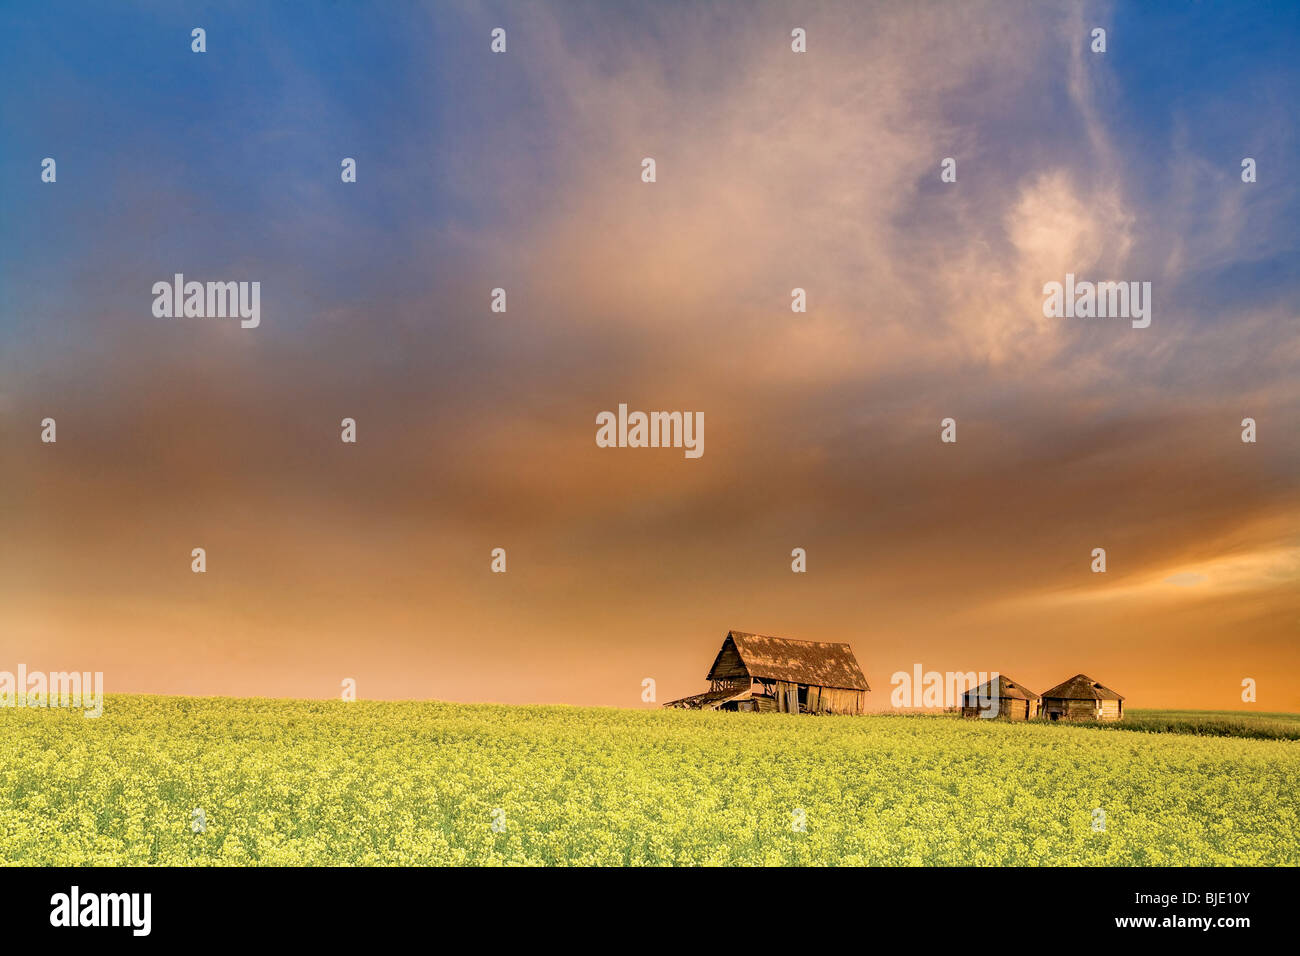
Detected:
[960,674,1041,719]
[663,630,870,714]
[1040,673,1124,721]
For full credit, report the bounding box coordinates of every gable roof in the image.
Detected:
[961,674,1040,703]
[1041,673,1124,701]
[710,630,870,691]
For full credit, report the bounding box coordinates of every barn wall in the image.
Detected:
[764,683,865,714]
[820,687,865,715]
[1099,699,1122,721]
[707,638,749,681]
[773,680,795,713]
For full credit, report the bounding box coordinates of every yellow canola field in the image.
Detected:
[1,696,1296,866]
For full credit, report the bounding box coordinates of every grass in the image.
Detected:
[1097,709,1300,741]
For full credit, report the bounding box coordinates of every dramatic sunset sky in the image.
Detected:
[2,1,1297,710]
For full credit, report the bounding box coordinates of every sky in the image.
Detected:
[1,1,1297,711]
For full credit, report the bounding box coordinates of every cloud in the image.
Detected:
[1,0,1296,706]
[1010,547,1300,609]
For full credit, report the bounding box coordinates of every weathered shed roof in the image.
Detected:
[710,630,870,691]
[1041,673,1124,701]
[961,674,1040,703]
[662,687,753,710]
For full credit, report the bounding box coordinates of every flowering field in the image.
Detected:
[1,696,1296,866]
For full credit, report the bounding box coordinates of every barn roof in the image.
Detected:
[961,674,1040,702]
[1040,673,1125,701]
[713,630,870,691]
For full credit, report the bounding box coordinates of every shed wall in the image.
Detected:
[1044,698,1109,721]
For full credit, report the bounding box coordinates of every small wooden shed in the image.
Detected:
[1040,673,1124,721]
[960,674,1040,720]
[663,630,870,715]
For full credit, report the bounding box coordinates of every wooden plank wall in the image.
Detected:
[821,687,866,715]
[763,682,866,715]
[708,639,749,680]
[806,685,822,713]
[962,698,1029,719]
[773,680,792,713]
[1046,698,1112,721]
